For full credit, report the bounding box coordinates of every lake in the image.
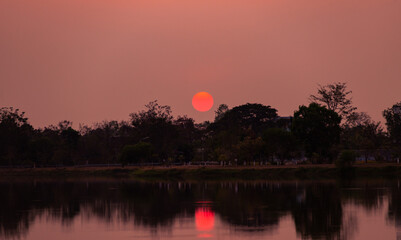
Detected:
[1,178,400,240]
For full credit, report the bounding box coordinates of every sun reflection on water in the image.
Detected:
[195,201,215,238]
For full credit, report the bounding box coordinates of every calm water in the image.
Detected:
[1,178,401,240]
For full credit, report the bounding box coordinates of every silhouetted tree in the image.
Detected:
[129,101,178,161]
[310,82,356,124]
[206,103,278,163]
[28,137,55,167]
[341,114,385,163]
[214,104,229,121]
[262,128,299,164]
[0,107,33,166]
[211,103,278,133]
[344,112,371,129]
[119,142,153,166]
[174,116,198,162]
[78,121,126,165]
[383,102,401,157]
[59,121,80,165]
[292,103,341,162]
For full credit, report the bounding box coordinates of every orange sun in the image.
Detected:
[192,92,214,112]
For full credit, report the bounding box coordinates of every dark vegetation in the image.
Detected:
[335,150,357,169]
[1,82,400,168]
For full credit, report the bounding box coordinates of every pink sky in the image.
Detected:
[1,0,400,127]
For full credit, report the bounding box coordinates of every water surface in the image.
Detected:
[1,179,401,240]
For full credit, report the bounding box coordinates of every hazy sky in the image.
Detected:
[1,0,400,127]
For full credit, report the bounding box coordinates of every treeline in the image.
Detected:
[0,82,400,167]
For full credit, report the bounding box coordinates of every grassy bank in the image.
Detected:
[1,164,401,180]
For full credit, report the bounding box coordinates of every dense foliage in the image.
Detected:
[383,102,401,156]
[292,103,341,162]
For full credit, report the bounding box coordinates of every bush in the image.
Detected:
[335,150,356,169]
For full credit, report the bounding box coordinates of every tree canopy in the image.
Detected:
[383,102,401,156]
[211,103,278,133]
[310,82,356,124]
[292,103,341,162]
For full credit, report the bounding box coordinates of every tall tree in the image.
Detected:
[130,100,173,126]
[0,107,33,165]
[341,116,385,163]
[59,121,80,166]
[208,103,278,162]
[263,128,299,164]
[345,112,371,129]
[310,82,356,123]
[174,116,198,162]
[383,102,401,157]
[292,103,341,162]
[214,104,229,121]
[129,100,177,161]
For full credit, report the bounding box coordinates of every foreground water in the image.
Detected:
[1,178,401,240]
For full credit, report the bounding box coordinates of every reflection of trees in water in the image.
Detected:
[340,180,387,212]
[0,179,398,239]
[214,182,356,239]
[290,184,343,240]
[0,182,34,239]
[117,182,195,227]
[0,180,197,239]
[0,181,83,238]
[339,210,358,240]
[387,181,401,227]
[214,182,294,231]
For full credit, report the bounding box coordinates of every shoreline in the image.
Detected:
[1,163,401,180]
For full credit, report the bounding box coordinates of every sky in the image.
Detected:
[1,0,401,128]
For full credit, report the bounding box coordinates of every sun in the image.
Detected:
[192,92,214,112]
